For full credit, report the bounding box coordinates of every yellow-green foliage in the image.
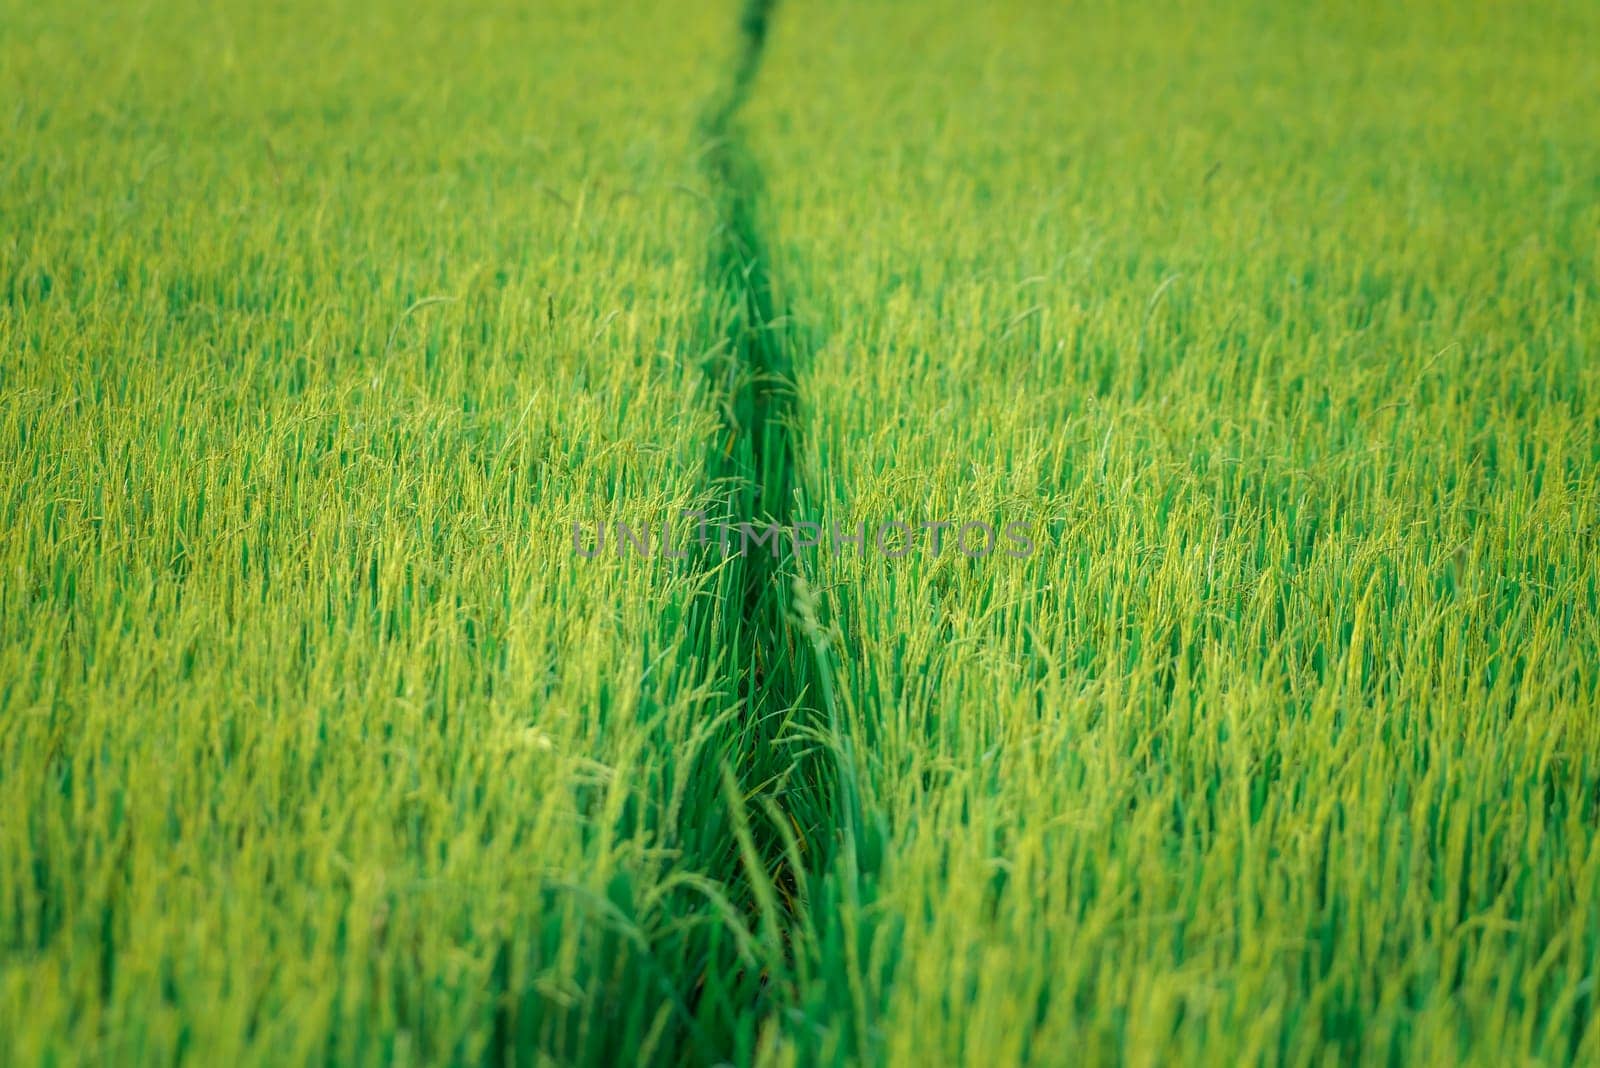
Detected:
[1,1,773,1063]
[753,2,1600,1063]
[3,0,1598,1065]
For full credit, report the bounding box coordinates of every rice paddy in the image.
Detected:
[2,0,1598,1064]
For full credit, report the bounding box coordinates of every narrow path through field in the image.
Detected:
[684,0,860,1047]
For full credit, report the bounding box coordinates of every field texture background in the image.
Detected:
[3,0,1598,1065]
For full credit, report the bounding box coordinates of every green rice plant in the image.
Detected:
[745,1,1600,1063]
[5,0,1598,1063]
[0,0,796,1062]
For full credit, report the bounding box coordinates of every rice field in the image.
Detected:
[2,0,1598,1065]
